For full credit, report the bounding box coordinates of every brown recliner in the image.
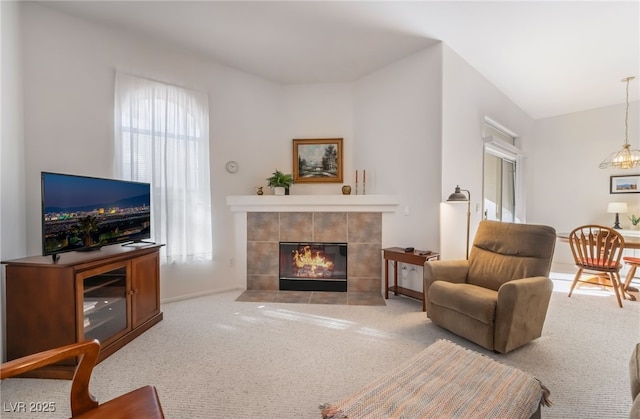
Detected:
[424,220,556,354]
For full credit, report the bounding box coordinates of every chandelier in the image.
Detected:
[600,76,640,169]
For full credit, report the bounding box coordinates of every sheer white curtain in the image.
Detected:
[114,72,212,264]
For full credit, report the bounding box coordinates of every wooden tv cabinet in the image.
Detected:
[2,244,163,379]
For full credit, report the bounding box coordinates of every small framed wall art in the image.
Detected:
[610,174,640,194]
[293,138,343,183]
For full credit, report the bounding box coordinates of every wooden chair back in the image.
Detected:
[569,225,624,272]
[1,340,164,418]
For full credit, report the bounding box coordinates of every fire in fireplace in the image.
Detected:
[279,242,347,292]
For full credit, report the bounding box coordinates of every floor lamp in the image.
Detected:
[447,185,471,260]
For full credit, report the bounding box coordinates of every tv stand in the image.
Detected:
[2,244,163,379]
[75,245,103,252]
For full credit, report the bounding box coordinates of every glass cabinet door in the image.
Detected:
[82,266,128,343]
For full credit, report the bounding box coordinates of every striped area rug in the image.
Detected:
[321,339,548,419]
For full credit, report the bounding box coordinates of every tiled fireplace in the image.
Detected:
[226,194,399,294]
[247,212,382,292]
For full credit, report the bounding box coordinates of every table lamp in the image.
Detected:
[447,185,471,259]
[607,202,628,229]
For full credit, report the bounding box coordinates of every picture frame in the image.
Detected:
[293,138,343,183]
[610,174,640,194]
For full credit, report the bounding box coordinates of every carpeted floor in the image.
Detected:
[1,276,639,418]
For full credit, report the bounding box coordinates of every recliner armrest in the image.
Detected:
[494,276,554,353]
[424,260,469,286]
[424,260,469,312]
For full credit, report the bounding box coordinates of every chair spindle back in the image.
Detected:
[569,225,624,272]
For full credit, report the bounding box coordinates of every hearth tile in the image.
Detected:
[273,291,312,304]
[233,290,385,307]
[247,212,279,241]
[247,275,278,290]
[314,212,347,242]
[347,292,386,306]
[280,212,313,242]
[310,291,348,305]
[348,213,381,244]
[235,290,277,302]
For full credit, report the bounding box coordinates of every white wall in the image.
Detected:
[440,45,535,259]
[1,0,26,361]
[0,3,26,259]
[282,83,355,196]
[19,3,287,300]
[354,46,443,291]
[530,102,640,268]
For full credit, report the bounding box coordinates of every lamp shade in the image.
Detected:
[447,186,470,202]
[607,202,628,213]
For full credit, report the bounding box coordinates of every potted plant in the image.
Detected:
[629,214,640,229]
[266,169,293,195]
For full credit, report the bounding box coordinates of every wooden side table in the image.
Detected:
[383,247,440,311]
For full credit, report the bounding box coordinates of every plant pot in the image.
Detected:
[274,186,285,196]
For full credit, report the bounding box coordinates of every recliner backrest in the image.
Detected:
[467,220,557,291]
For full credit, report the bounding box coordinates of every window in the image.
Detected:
[114,72,212,264]
[482,117,524,223]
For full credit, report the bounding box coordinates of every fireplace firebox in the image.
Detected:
[279,242,347,292]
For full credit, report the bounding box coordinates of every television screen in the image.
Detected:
[41,172,151,256]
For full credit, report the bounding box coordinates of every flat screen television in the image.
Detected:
[41,172,151,259]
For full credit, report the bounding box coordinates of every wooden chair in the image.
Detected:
[568,225,625,307]
[0,340,164,419]
[623,256,640,301]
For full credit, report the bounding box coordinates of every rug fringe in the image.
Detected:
[319,403,347,418]
[536,378,553,407]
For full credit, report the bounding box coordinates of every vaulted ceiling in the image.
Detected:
[39,1,639,119]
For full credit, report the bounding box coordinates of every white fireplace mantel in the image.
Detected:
[226,194,399,290]
[226,194,400,213]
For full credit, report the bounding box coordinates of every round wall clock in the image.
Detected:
[225,161,239,173]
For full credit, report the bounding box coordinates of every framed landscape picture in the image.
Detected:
[610,174,640,194]
[293,138,343,183]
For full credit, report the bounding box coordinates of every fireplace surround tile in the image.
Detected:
[247,212,279,241]
[247,242,279,275]
[348,243,382,278]
[280,212,314,242]
[348,212,382,243]
[314,212,348,242]
[246,275,278,290]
